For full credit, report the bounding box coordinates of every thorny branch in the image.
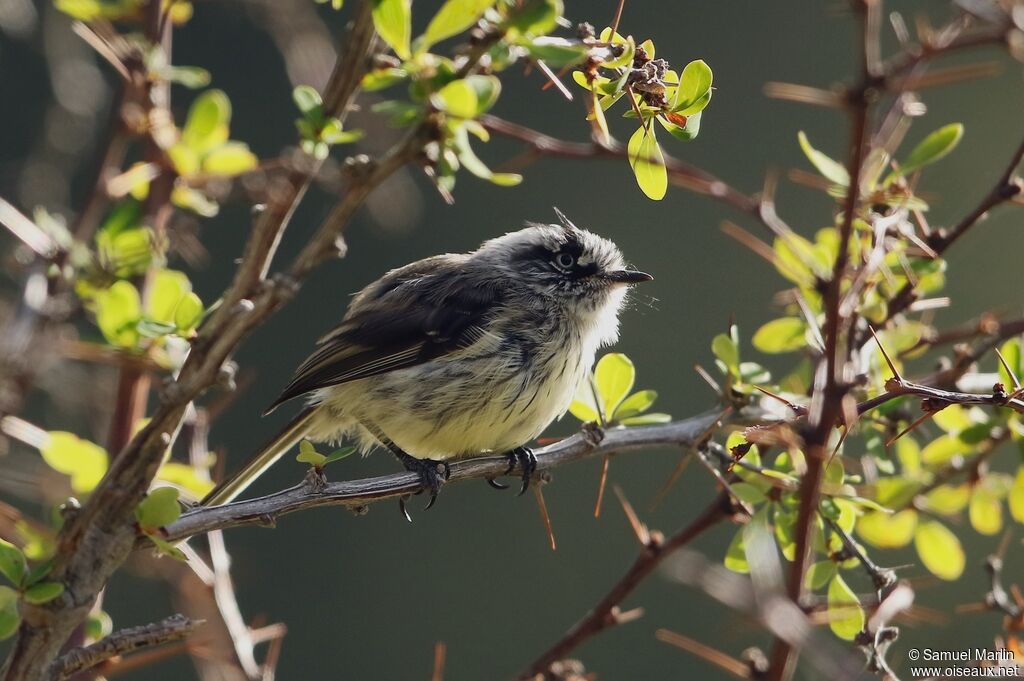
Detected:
[163,411,726,542]
[47,614,202,681]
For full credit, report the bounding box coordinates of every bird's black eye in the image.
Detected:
[555,252,576,269]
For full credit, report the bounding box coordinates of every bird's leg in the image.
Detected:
[362,420,449,520]
[498,445,537,496]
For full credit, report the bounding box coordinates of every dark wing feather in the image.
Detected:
[264,255,500,413]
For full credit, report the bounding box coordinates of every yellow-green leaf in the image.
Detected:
[924,484,969,515]
[0,540,26,588]
[613,390,656,420]
[174,292,204,333]
[202,142,258,176]
[433,80,478,118]
[23,581,64,605]
[827,574,864,640]
[156,462,214,499]
[969,484,1003,535]
[914,520,964,581]
[422,0,495,48]
[627,125,667,200]
[94,280,141,348]
[568,377,600,422]
[135,487,182,531]
[920,435,969,466]
[594,353,635,418]
[372,0,412,60]
[797,131,849,186]
[296,440,327,467]
[0,586,19,640]
[673,59,713,115]
[804,561,837,591]
[723,528,748,573]
[40,432,109,494]
[181,90,231,154]
[618,413,671,426]
[1009,466,1024,523]
[856,509,917,549]
[752,317,807,354]
[147,270,191,324]
[899,123,964,175]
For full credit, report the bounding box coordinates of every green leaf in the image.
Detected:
[0,586,19,640]
[723,528,749,573]
[94,280,142,348]
[40,432,109,494]
[22,581,64,605]
[181,90,231,154]
[85,610,113,641]
[856,509,916,548]
[372,0,412,60]
[673,59,713,114]
[914,520,964,581]
[451,126,522,186]
[797,131,849,186]
[627,125,667,201]
[618,413,671,426]
[503,0,560,37]
[463,75,501,115]
[969,483,1003,535]
[157,462,214,499]
[323,446,357,465]
[924,484,970,515]
[147,270,191,324]
[898,123,964,175]
[613,390,657,420]
[166,65,211,89]
[804,561,837,591]
[292,85,323,118]
[1009,466,1024,524]
[711,333,739,376]
[730,482,766,505]
[752,317,807,354]
[594,353,635,418]
[433,80,478,118]
[920,435,970,465]
[422,0,495,48]
[202,142,258,176]
[135,487,182,531]
[147,535,186,561]
[23,559,52,588]
[568,379,600,422]
[296,440,327,467]
[174,292,204,333]
[827,574,864,641]
[523,37,589,67]
[0,540,26,588]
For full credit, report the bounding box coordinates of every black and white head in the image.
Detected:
[475,209,652,312]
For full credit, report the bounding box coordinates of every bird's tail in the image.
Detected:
[202,406,319,507]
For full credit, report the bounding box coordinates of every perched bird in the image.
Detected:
[203,209,652,516]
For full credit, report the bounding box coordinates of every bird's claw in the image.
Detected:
[502,446,537,496]
[486,477,509,490]
[582,421,605,447]
[396,456,450,521]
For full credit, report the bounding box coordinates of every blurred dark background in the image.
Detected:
[2,0,1024,678]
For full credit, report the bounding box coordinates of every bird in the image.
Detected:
[202,209,652,517]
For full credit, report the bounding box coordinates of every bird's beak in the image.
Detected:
[602,269,654,285]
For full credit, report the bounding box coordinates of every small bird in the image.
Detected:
[203,209,652,515]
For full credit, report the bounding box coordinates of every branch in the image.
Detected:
[164,411,726,542]
[47,614,202,681]
[518,492,734,679]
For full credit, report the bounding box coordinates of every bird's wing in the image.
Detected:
[264,256,500,413]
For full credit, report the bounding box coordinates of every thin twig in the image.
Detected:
[48,614,202,681]
[164,411,726,542]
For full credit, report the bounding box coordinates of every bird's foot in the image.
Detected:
[396,454,450,522]
[582,421,605,447]
[495,445,536,496]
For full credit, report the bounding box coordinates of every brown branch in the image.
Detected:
[477,114,764,220]
[163,411,726,542]
[47,614,202,681]
[518,492,734,680]
[0,4,385,679]
[768,2,877,679]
